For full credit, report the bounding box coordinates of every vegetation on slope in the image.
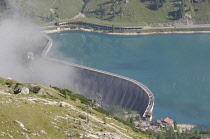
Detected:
[81,0,210,25]
[0,77,153,138]
[1,0,210,26]
[0,0,83,24]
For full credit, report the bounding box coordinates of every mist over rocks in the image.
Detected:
[0,14,77,88]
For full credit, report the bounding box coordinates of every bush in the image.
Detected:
[78,115,86,120]
[29,87,40,94]
[76,106,86,111]
[93,107,110,116]
[51,87,73,98]
[14,83,23,90]
[60,89,72,96]
[70,95,77,101]
[5,81,15,88]
[51,86,92,104]
[72,94,91,105]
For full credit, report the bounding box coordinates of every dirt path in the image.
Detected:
[146,24,210,30]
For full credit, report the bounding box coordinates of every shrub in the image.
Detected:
[29,87,40,94]
[72,94,91,105]
[78,115,86,120]
[51,86,92,105]
[70,95,77,101]
[93,107,110,116]
[76,106,86,111]
[5,81,15,88]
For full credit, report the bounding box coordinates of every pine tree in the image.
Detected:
[177,129,181,138]
[180,0,185,18]
[155,0,160,10]
[208,128,210,133]
[174,121,177,130]
[112,25,115,33]
[157,131,165,139]
[195,129,200,134]
[173,132,178,139]
[130,117,134,124]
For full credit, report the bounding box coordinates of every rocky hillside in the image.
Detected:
[0,77,153,138]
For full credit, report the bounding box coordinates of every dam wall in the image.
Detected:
[56,21,143,30]
[43,35,154,120]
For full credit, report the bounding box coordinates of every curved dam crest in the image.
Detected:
[43,35,154,120]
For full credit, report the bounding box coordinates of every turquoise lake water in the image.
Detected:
[49,31,210,127]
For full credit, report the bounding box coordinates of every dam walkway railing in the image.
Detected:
[42,35,154,120]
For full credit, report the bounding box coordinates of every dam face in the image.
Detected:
[73,67,150,117]
[43,35,154,120]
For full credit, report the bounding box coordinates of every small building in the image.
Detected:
[161,117,174,128]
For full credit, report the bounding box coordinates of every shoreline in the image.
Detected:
[177,124,197,131]
[44,27,210,35]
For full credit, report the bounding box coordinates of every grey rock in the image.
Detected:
[14,87,29,94]
[39,130,47,134]
[20,87,29,94]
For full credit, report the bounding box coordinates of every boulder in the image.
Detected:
[20,87,29,94]
[14,87,29,94]
[39,130,47,134]
[37,88,45,95]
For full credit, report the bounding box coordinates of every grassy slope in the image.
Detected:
[1,0,210,26]
[80,0,210,26]
[82,0,177,25]
[190,1,210,23]
[0,77,153,138]
[3,0,83,24]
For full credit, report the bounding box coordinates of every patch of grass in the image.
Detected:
[82,0,180,25]
[76,105,86,111]
[78,114,86,120]
[1,0,83,25]
[93,107,110,116]
[40,94,59,100]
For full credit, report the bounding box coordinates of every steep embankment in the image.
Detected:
[0,77,153,138]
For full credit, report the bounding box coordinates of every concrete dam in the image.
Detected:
[43,35,154,120]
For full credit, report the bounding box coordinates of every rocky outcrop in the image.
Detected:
[14,87,29,94]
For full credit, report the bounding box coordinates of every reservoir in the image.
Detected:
[49,31,210,127]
